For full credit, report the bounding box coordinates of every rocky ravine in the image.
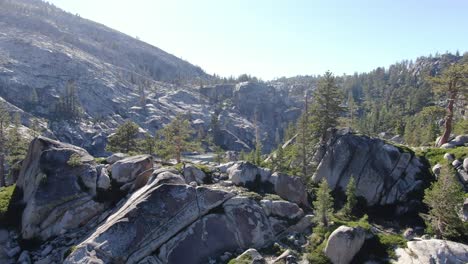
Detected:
[1,133,467,264]
[0,0,303,155]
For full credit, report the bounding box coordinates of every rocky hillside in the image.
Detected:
[0,133,466,264]
[0,0,304,156]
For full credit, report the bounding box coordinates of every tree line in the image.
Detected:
[0,104,31,187]
[106,113,224,164]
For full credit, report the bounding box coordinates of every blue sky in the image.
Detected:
[47,0,468,80]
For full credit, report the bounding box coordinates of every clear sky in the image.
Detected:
[46,0,468,80]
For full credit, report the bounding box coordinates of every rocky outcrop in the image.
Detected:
[65,182,234,263]
[312,132,428,207]
[232,248,265,264]
[156,197,274,264]
[227,162,308,207]
[15,137,109,240]
[324,226,366,264]
[183,164,208,184]
[395,239,468,264]
[64,170,303,264]
[110,154,154,191]
[106,153,127,164]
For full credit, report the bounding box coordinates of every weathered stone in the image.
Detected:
[312,133,426,207]
[324,225,366,264]
[269,172,308,207]
[227,162,307,207]
[444,153,455,162]
[222,197,274,248]
[461,198,468,222]
[432,163,442,176]
[106,153,128,164]
[217,162,236,173]
[228,161,271,186]
[235,248,265,264]
[403,228,415,241]
[110,154,153,189]
[183,164,207,184]
[149,171,185,186]
[449,135,468,147]
[261,200,304,220]
[452,159,462,168]
[157,214,239,264]
[395,239,468,264]
[65,183,234,264]
[15,137,107,240]
[97,167,111,190]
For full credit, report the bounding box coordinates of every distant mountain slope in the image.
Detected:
[0,0,302,155]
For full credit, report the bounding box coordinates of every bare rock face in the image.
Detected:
[312,133,428,207]
[110,154,153,190]
[324,226,366,264]
[183,164,207,184]
[227,162,308,207]
[395,239,468,264]
[156,197,273,264]
[65,182,235,264]
[15,136,109,240]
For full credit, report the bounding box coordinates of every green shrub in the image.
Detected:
[67,153,83,167]
[352,232,407,262]
[227,253,252,264]
[415,147,468,167]
[94,157,107,164]
[64,245,77,258]
[0,185,15,222]
[263,193,282,201]
[194,164,212,175]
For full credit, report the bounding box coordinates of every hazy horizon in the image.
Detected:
[46,0,468,80]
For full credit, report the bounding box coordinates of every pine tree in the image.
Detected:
[342,176,357,217]
[54,80,82,121]
[155,114,200,163]
[107,121,140,153]
[0,103,9,187]
[313,179,334,227]
[309,71,345,141]
[423,166,466,239]
[6,113,28,166]
[139,133,156,155]
[430,63,468,146]
[30,118,42,137]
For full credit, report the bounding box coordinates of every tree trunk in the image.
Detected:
[437,91,456,146]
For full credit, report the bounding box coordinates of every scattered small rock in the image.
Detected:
[444,153,455,162]
[452,160,462,169]
[403,228,415,241]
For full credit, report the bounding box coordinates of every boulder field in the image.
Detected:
[0,133,465,264]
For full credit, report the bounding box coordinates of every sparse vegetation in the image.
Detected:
[423,165,466,240]
[0,184,15,222]
[64,245,77,258]
[67,153,83,167]
[415,146,468,167]
[107,121,140,154]
[227,253,252,264]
